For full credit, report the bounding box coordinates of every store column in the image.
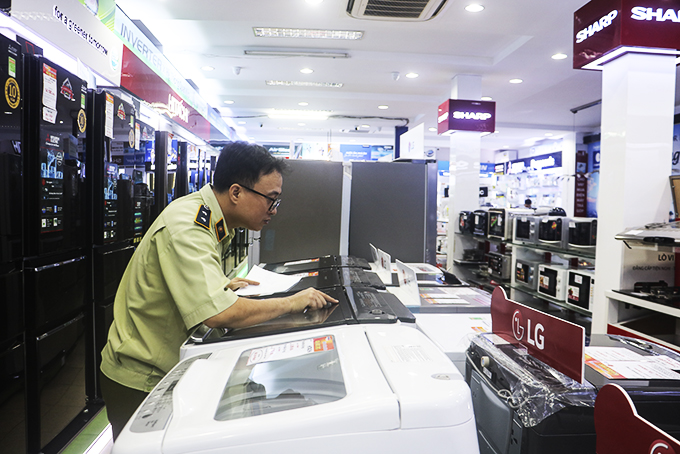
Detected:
[446,74,482,270]
[591,52,675,332]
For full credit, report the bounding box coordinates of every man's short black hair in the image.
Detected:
[525,198,532,206]
[212,141,288,193]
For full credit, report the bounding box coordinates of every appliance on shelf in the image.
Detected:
[487,208,534,240]
[514,258,542,291]
[538,216,570,248]
[261,255,370,275]
[459,210,474,234]
[472,209,488,237]
[614,281,680,307]
[566,269,595,311]
[568,217,597,248]
[513,215,542,245]
[487,251,511,280]
[537,263,569,300]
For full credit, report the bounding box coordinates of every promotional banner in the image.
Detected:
[587,141,600,217]
[491,287,586,383]
[438,99,496,134]
[574,0,680,69]
[506,152,563,175]
[398,123,425,160]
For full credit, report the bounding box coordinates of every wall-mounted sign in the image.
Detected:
[574,0,680,70]
[490,287,586,383]
[506,151,563,175]
[438,99,496,134]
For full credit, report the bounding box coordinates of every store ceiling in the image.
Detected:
[113,0,677,153]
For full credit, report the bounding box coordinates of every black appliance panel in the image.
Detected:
[262,255,369,274]
[488,209,508,239]
[569,219,597,246]
[93,244,134,304]
[473,210,488,236]
[0,269,22,345]
[567,270,594,311]
[459,211,473,234]
[0,341,25,453]
[538,217,565,243]
[515,260,540,290]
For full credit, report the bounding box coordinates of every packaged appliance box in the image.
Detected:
[537,263,569,300]
[538,216,570,248]
[487,251,511,280]
[459,211,474,234]
[513,216,541,244]
[566,269,595,312]
[515,259,542,290]
[472,209,488,237]
[568,217,597,247]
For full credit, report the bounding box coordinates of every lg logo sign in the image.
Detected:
[512,310,545,350]
[650,440,676,454]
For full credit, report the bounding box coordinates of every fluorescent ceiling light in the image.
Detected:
[268,109,331,120]
[465,4,485,12]
[405,72,419,79]
[378,105,389,110]
[298,101,309,106]
[253,27,363,40]
[245,50,350,58]
[224,100,235,104]
[266,80,344,88]
[551,53,568,60]
[509,78,523,84]
[428,127,437,132]
[481,96,493,101]
[300,68,314,74]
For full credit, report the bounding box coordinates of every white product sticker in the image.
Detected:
[540,275,550,289]
[575,274,583,284]
[105,93,114,139]
[42,106,57,124]
[42,63,57,110]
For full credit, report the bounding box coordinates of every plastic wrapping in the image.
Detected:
[467,333,597,427]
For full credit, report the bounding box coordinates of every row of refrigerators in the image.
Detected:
[0,33,226,453]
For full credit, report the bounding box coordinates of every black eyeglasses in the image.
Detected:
[241,185,281,211]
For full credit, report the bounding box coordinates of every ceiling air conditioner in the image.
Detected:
[347,0,449,21]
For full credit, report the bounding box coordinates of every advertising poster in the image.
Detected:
[587,142,600,218]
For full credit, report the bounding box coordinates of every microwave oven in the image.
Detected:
[459,211,474,234]
[513,216,541,244]
[538,264,569,300]
[487,251,511,280]
[514,259,542,290]
[473,209,488,237]
[488,208,535,240]
[566,269,595,312]
[538,216,570,248]
[568,217,597,247]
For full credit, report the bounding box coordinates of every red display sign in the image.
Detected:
[120,46,211,140]
[574,0,680,69]
[490,287,586,383]
[595,384,680,454]
[437,99,496,134]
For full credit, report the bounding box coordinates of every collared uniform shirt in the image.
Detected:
[101,184,237,392]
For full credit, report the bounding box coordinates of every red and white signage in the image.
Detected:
[437,99,496,134]
[595,384,680,454]
[574,0,680,70]
[490,286,586,383]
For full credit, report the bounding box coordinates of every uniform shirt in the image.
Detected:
[101,184,237,392]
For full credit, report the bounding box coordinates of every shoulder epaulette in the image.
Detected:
[215,218,227,242]
[194,204,211,230]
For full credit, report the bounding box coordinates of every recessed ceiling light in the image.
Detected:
[224,100,235,104]
[428,127,437,132]
[378,105,389,110]
[465,4,485,12]
[405,72,419,79]
[298,101,309,106]
[509,78,523,84]
[266,80,343,88]
[237,121,246,125]
[481,96,493,101]
[201,65,214,71]
[300,68,314,74]
[552,53,568,60]
[253,27,363,40]
[361,124,370,128]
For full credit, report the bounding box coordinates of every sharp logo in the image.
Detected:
[452,111,492,121]
[575,10,618,44]
[511,309,545,349]
[631,7,680,22]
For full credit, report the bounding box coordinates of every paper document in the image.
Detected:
[234,265,301,296]
[585,346,680,380]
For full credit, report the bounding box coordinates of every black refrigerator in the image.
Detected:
[22,53,93,453]
[85,90,137,400]
[0,33,26,454]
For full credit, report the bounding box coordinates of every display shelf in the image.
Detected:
[509,286,592,335]
[453,258,487,266]
[512,284,593,317]
[511,241,596,260]
[605,291,680,319]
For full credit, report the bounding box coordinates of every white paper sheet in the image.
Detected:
[234,265,302,296]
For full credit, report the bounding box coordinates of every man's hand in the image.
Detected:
[226,278,260,291]
[287,288,338,313]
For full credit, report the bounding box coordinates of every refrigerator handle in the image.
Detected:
[30,255,86,272]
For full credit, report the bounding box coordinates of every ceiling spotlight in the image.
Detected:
[391,71,400,81]
[233,66,242,75]
[405,72,419,79]
[298,101,309,106]
[237,121,246,125]
[201,65,214,71]
[300,68,314,74]
[481,96,493,101]
[465,4,485,12]
[428,127,437,132]
[224,100,235,104]
[378,105,389,110]
[509,78,523,84]
[552,53,568,60]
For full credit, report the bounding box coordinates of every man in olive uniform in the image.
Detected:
[100,141,336,439]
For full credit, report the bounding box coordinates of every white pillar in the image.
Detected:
[447,74,482,271]
[591,53,676,333]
